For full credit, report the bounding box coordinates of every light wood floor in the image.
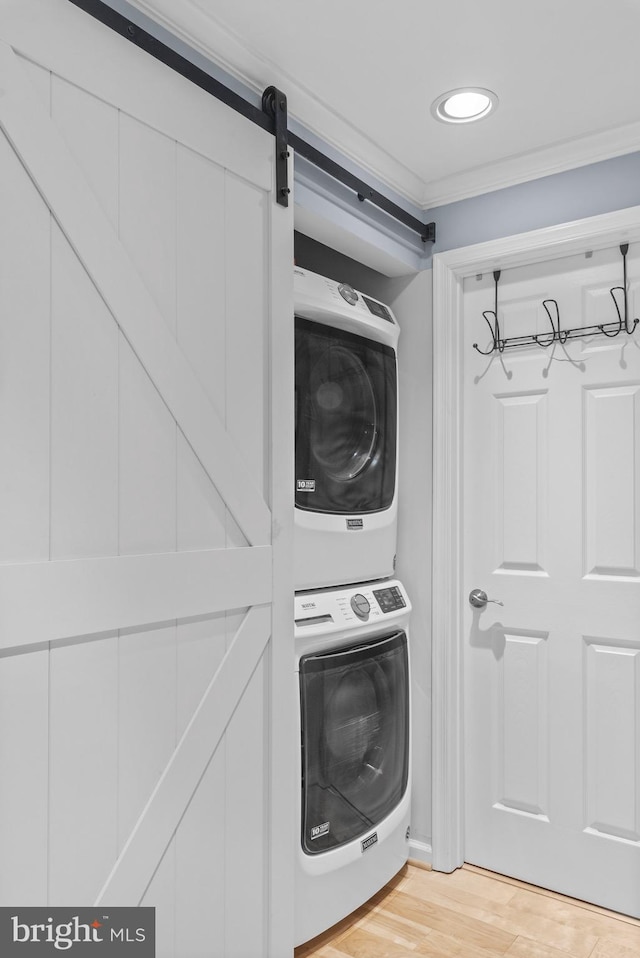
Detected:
[294,862,640,958]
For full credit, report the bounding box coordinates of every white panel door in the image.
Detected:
[464,246,640,917]
[0,2,294,956]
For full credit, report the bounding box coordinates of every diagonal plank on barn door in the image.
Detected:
[0,39,270,547]
[95,603,271,907]
[0,546,272,651]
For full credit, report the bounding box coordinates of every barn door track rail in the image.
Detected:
[68,0,436,244]
[473,243,639,354]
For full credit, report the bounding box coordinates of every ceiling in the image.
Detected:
[127,0,640,209]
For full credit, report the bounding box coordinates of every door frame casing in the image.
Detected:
[431,203,640,872]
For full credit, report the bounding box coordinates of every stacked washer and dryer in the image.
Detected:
[293,267,412,946]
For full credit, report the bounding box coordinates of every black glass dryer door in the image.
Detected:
[295,318,397,514]
[300,630,409,854]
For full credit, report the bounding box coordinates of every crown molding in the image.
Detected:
[420,121,640,209]
[123,1,640,214]
[122,0,426,205]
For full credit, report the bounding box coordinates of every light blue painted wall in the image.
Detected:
[295,148,640,273]
[430,151,640,256]
[293,141,640,273]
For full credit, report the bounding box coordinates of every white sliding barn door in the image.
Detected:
[0,2,294,956]
[463,246,640,916]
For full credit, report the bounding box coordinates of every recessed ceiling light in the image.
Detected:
[431,87,498,124]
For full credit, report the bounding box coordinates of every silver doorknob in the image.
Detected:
[469,588,503,609]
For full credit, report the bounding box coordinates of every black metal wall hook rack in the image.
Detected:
[473,244,639,355]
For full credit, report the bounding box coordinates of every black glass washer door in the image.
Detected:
[299,630,409,854]
[295,318,397,514]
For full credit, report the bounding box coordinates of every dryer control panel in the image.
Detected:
[294,267,400,350]
[294,579,410,638]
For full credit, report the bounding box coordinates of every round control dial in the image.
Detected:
[338,282,358,306]
[350,593,370,619]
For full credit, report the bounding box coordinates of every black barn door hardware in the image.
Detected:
[69,0,273,131]
[288,133,436,244]
[473,244,639,355]
[69,0,436,243]
[262,86,290,207]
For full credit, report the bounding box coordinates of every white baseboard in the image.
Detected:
[408,838,433,867]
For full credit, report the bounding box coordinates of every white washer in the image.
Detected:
[294,579,411,946]
[294,267,400,591]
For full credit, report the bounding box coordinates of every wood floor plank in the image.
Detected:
[304,947,349,958]
[464,897,597,958]
[421,867,519,906]
[355,909,436,950]
[295,919,360,957]
[464,865,640,927]
[402,874,516,915]
[384,889,517,954]
[590,939,640,958]
[339,902,510,958]
[401,876,598,958]
[334,926,425,957]
[506,888,640,952]
[413,927,514,958]
[295,865,638,958]
[505,936,586,958]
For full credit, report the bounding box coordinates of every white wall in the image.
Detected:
[380,270,433,859]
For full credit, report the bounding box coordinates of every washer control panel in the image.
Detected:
[295,579,410,636]
[337,282,358,306]
[350,593,371,619]
[372,584,406,613]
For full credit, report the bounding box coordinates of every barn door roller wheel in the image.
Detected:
[262,85,290,207]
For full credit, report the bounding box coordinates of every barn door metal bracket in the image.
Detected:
[355,191,435,244]
[422,221,437,244]
[262,86,290,207]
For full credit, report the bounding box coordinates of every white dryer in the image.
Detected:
[294,267,400,591]
[294,579,411,946]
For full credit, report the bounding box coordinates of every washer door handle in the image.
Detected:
[469,588,503,610]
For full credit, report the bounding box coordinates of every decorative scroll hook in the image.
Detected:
[535,300,565,347]
[471,243,639,355]
[473,270,502,355]
[607,243,639,337]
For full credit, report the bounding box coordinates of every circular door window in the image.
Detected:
[309,345,378,481]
